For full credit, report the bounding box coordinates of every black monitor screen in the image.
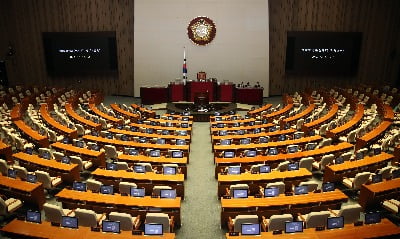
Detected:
[287,146,298,153]
[240,139,250,145]
[241,223,260,235]
[245,150,257,157]
[228,166,241,175]
[356,151,364,160]
[269,126,277,132]
[130,188,145,197]
[73,182,87,192]
[215,117,222,121]
[100,185,114,195]
[176,139,186,145]
[130,126,138,132]
[106,133,113,139]
[217,123,224,128]
[134,165,146,173]
[26,211,41,223]
[288,162,299,171]
[160,189,176,199]
[156,138,166,144]
[268,148,278,155]
[237,129,244,135]
[102,220,120,233]
[221,139,231,145]
[181,123,188,128]
[373,147,381,155]
[177,130,187,136]
[335,156,344,164]
[26,174,37,183]
[259,137,269,143]
[163,166,176,175]
[145,128,154,134]
[327,216,344,229]
[116,124,123,129]
[371,174,382,184]
[149,150,160,157]
[253,128,261,134]
[106,162,117,171]
[42,32,118,75]
[233,189,248,198]
[224,151,235,158]
[392,169,400,179]
[25,147,33,155]
[91,144,100,151]
[42,151,51,160]
[144,223,163,235]
[154,115,160,119]
[172,151,183,158]
[233,122,240,127]
[322,182,335,192]
[139,138,148,144]
[278,135,286,141]
[259,165,271,173]
[61,156,71,164]
[182,117,189,121]
[75,141,84,148]
[219,130,227,136]
[264,187,279,197]
[129,149,139,156]
[285,31,362,76]
[248,121,255,126]
[294,185,308,195]
[62,138,70,144]
[285,221,303,233]
[120,135,128,141]
[61,216,78,229]
[7,169,16,178]
[364,212,381,224]
[162,129,169,135]
[294,133,302,139]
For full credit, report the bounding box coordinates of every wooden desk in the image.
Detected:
[40,103,78,138]
[263,104,294,122]
[89,103,123,124]
[1,219,176,239]
[131,104,156,119]
[248,104,273,118]
[324,152,394,183]
[13,152,80,183]
[13,119,49,148]
[0,140,12,162]
[210,123,274,135]
[56,188,181,225]
[218,168,312,197]
[359,177,400,209]
[225,219,400,239]
[302,104,339,133]
[355,120,392,151]
[118,154,188,165]
[0,175,45,209]
[211,129,296,145]
[326,104,364,139]
[51,142,106,168]
[211,118,257,127]
[129,122,192,134]
[65,103,102,131]
[280,104,315,128]
[110,103,139,119]
[109,128,191,142]
[91,168,185,199]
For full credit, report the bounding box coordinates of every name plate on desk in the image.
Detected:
[229,232,239,236]
[223,195,231,199]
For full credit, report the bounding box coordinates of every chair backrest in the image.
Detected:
[13,165,28,180]
[53,152,65,161]
[337,204,362,224]
[305,211,331,228]
[229,184,249,197]
[299,157,313,172]
[70,155,84,171]
[0,197,8,215]
[116,162,129,171]
[146,213,170,233]
[104,145,118,159]
[318,138,332,147]
[35,170,52,189]
[43,203,65,223]
[74,208,98,227]
[153,185,172,196]
[318,124,328,136]
[136,162,153,172]
[266,182,285,194]
[320,154,335,170]
[353,172,371,189]
[119,181,137,195]
[268,214,293,231]
[0,159,8,175]
[38,148,53,159]
[341,152,353,162]
[109,212,134,231]
[276,161,289,172]
[86,179,102,192]
[233,214,259,232]
[378,166,393,179]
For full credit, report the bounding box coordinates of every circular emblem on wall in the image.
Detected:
[187,16,216,46]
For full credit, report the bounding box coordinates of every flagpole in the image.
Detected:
[183,47,187,85]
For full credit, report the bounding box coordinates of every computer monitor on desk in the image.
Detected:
[106,162,117,171]
[144,223,163,235]
[285,221,303,233]
[26,211,41,223]
[259,165,271,173]
[160,189,176,199]
[7,169,16,178]
[61,156,71,164]
[171,151,183,158]
[241,223,260,235]
[149,150,161,157]
[227,166,241,175]
[26,174,37,183]
[233,189,248,199]
[134,165,146,173]
[294,185,308,195]
[73,182,87,192]
[130,188,145,197]
[100,185,114,195]
[61,216,78,229]
[327,217,344,229]
[102,220,120,234]
[224,151,235,158]
[268,148,278,155]
[264,187,279,197]
[163,166,176,175]
[322,182,335,192]
[371,174,383,183]
[364,212,381,224]
[288,162,299,171]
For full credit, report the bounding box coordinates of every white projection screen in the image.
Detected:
[134,0,269,97]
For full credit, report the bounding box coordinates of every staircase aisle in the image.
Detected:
[177,122,225,238]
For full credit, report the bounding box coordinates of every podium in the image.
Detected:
[235,87,263,105]
[218,83,234,102]
[140,87,168,104]
[186,81,217,102]
[168,83,186,102]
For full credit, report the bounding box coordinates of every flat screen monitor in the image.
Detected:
[227,166,241,175]
[269,126,277,132]
[26,174,37,183]
[241,223,260,235]
[232,116,238,120]
[237,129,245,135]
[181,123,188,128]
[165,122,172,127]
[177,130,187,136]
[240,138,250,145]
[149,150,160,157]
[176,139,186,145]
[268,148,278,155]
[133,165,146,173]
[233,189,248,198]
[91,144,100,151]
[106,162,117,171]
[116,124,123,129]
[253,128,261,134]
[217,123,224,128]
[285,221,303,233]
[26,211,41,223]
[7,169,16,178]
[130,126,138,132]
[182,111,190,116]
[294,133,302,139]
[62,137,70,144]
[145,128,154,134]
[356,151,364,160]
[105,133,113,139]
[136,120,143,124]
[25,147,33,155]
[287,145,299,153]
[162,129,169,135]
[91,131,99,136]
[102,220,120,233]
[129,149,139,156]
[335,156,344,164]
[233,122,240,127]
[373,147,381,155]
[278,135,286,141]
[163,166,176,175]
[167,116,174,120]
[259,165,271,173]
[120,135,128,141]
[294,185,308,195]
[154,115,160,119]
[259,137,269,143]
[172,151,183,158]
[182,117,189,121]
[41,151,51,160]
[264,187,279,197]
[306,143,317,150]
[288,162,299,171]
[61,216,78,229]
[130,188,145,197]
[100,185,114,195]
[220,139,231,145]
[245,150,257,157]
[144,223,163,235]
[392,169,400,179]
[322,182,335,192]
[371,174,382,183]
[160,189,176,199]
[309,130,316,136]
[215,117,222,122]
[219,130,227,136]
[150,122,157,127]
[73,182,87,192]
[75,141,84,148]
[327,216,344,229]
[224,151,235,158]
[364,212,381,224]
[61,156,71,164]
[248,121,255,126]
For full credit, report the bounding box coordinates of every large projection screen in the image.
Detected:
[134,0,269,97]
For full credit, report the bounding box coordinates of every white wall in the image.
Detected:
[134,0,269,97]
